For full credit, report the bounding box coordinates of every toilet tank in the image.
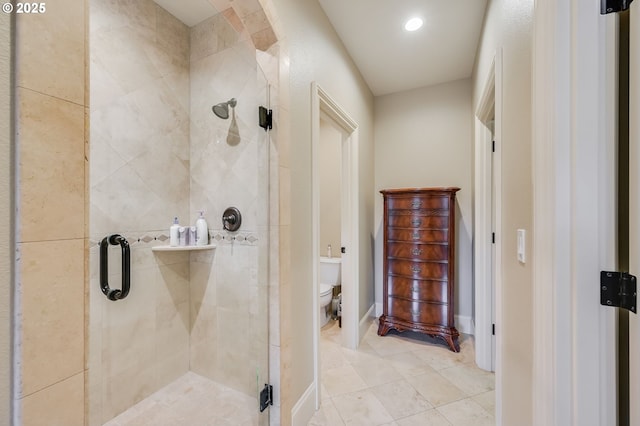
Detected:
[319,256,341,285]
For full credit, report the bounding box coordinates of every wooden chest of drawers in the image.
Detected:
[378,187,460,352]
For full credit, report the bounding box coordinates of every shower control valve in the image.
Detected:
[222,207,242,232]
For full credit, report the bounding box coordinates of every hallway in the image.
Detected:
[309,320,495,426]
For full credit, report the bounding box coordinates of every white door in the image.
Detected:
[628,2,640,423]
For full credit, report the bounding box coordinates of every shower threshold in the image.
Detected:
[103,372,260,426]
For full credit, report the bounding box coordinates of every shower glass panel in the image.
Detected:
[88,1,270,425]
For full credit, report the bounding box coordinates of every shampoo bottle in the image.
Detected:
[196,211,209,246]
[169,217,180,246]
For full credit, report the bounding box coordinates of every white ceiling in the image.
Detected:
[318,0,488,96]
[154,0,488,96]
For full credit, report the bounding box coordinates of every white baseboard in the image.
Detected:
[359,304,375,339]
[291,382,316,426]
[375,302,383,317]
[455,314,475,335]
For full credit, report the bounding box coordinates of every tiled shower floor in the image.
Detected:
[103,372,259,426]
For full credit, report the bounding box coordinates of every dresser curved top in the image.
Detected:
[380,187,460,196]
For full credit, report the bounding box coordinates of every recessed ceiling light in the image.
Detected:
[404,17,423,32]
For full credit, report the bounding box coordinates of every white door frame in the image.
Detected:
[311,82,359,409]
[532,1,618,424]
[474,53,501,375]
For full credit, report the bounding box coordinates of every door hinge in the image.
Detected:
[259,106,272,131]
[492,324,495,335]
[259,383,273,412]
[491,233,495,244]
[341,246,346,254]
[601,0,634,14]
[600,271,637,313]
[492,140,495,153]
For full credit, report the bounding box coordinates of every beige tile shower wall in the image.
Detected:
[88,241,191,424]
[89,0,191,423]
[90,1,190,235]
[14,0,87,423]
[189,13,264,229]
[190,244,267,396]
[188,12,271,399]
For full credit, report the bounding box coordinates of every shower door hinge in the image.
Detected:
[259,106,272,131]
[601,0,634,14]
[600,271,637,313]
[259,383,273,412]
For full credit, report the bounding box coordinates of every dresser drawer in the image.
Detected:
[386,297,449,326]
[387,242,448,261]
[387,196,449,210]
[387,214,449,229]
[387,276,448,303]
[387,228,448,243]
[387,259,448,280]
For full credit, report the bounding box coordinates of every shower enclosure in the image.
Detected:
[88,1,271,424]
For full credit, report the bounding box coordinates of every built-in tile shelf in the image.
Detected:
[152,244,216,252]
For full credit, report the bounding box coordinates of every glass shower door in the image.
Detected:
[88,1,271,424]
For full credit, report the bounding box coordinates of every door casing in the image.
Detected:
[532,1,618,424]
[311,82,360,409]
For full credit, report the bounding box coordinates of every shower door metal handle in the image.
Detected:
[100,234,131,301]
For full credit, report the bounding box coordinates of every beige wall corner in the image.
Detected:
[270,0,375,424]
[472,0,534,424]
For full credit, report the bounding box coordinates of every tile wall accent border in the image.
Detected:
[88,229,259,249]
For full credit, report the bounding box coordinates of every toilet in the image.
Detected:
[319,256,341,327]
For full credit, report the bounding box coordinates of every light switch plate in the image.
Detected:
[517,229,526,263]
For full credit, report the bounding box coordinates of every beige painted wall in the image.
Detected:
[374,79,474,326]
[0,11,12,425]
[319,118,342,257]
[472,0,534,424]
[271,0,376,413]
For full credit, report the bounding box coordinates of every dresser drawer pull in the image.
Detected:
[411,200,422,208]
[411,265,421,273]
[411,248,423,256]
[411,219,421,226]
[412,232,420,240]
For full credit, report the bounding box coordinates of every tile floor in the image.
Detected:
[308,319,495,426]
[100,318,494,426]
[102,372,263,426]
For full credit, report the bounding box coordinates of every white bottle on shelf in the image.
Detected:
[169,217,180,247]
[196,211,209,246]
[178,227,187,246]
[189,226,197,246]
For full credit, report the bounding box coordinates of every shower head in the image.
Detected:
[212,98,237,119]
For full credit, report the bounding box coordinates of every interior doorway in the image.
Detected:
[474,53,501,374]
[311,82,359,409]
